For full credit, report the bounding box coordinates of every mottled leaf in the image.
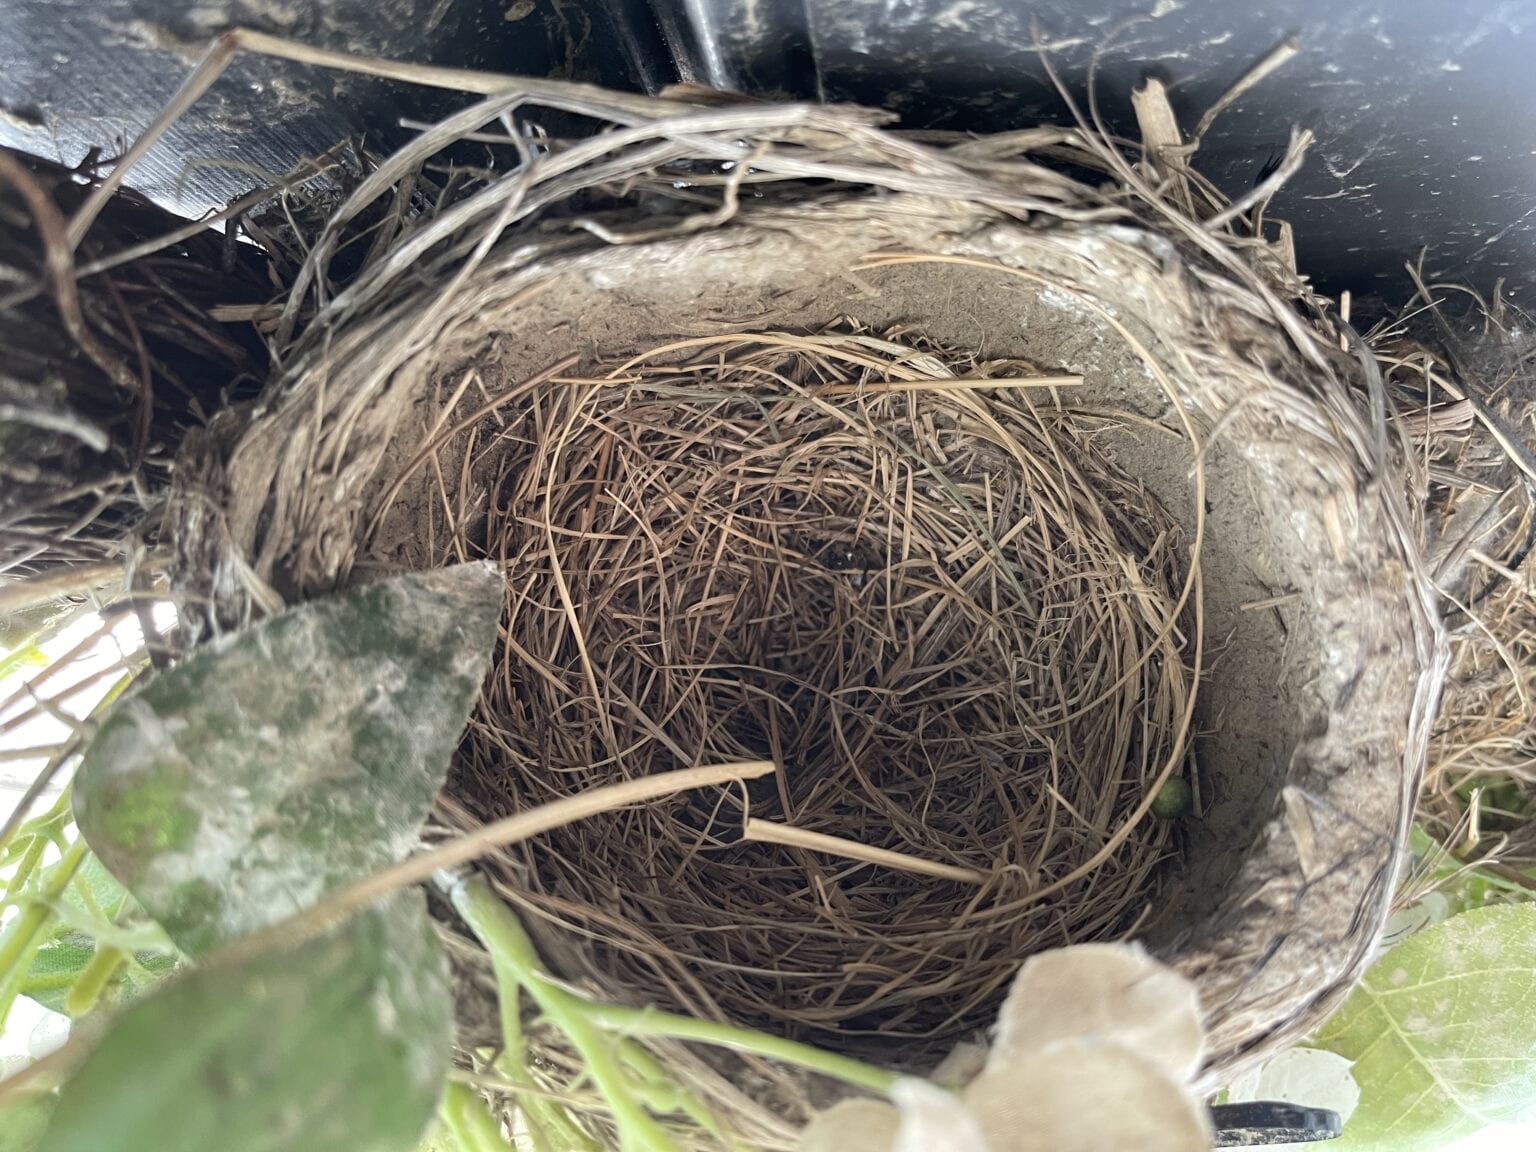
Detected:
[1315,904,1536,1151]
[38,891,452,1152]
[73,563,502,954]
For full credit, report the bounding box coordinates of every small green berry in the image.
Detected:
[1151,777,1193,820]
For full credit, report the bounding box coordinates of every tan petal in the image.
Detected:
[890,1078,988,1152]
[965,1040,1213,1152]
[798,1098,900,1152]
[991,942,1204,1080]
[930,1039,989,1089]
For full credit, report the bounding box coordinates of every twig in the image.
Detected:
[0,153,145,411]
[742,818,991,886]
[809,374,1083,395]
[1204,128,1313,232]
[0,552,167,618]
[1189,37,1301,147]
[218,761,777,961]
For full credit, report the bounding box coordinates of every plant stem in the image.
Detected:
[454,874,899,1151]
[588,1004,897,1096]
[0,788,71,868]
[453,877,681,1152]
[440,1082,512,1152]
[488,967,594,1152]
[0,837,87,1022]
[618,1041,736,1148]
[64,944,124,1018]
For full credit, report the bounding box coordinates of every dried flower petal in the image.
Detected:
[798,1097,900,1152]
[965,1039,1212,1152]
[991,942,1204,1080]
[891,1077,988,1152]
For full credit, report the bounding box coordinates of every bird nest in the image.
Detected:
[157,50,1443,1148]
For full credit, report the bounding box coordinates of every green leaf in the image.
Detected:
[72,562,502,955]
[0,1095,55,1152]
[20,932,95,1013]
[1314,903,1536,1151]
[38,891,452,1152]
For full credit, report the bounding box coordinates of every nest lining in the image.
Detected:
[433,323,1197,1055]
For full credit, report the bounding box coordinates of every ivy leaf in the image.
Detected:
[72,562,502,955]
[1314,903,1536,1151]
[38,891,451,1152]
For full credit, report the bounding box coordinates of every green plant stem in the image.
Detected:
[64,944,124,1018]
[0,837,87,1022]
[588,1003,898,1096]
[618,1041,736,1148]
[453,877,681,1152]
[0,789,72,869]
[489,981,594,1152]
[1,836,48,904]
[440,1082,511,1152]
[454,874,899,1150]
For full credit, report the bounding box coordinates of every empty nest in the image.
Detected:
[444,324,1198,1056]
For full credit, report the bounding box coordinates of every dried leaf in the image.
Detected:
[991,943,1204,1080]
[38,891,451,1152]
[73,562,503,955]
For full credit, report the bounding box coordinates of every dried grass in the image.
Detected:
[0,148,265,586]
[423,325,1197,1056]
[1370,290,1536,872]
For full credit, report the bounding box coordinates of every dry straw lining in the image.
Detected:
[434,323,1198,1057]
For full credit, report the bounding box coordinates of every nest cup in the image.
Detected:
[168,88,1441,1143]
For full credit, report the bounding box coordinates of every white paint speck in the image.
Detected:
[935,1,980,31]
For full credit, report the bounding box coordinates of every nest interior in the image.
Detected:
[437,320,1198,1056]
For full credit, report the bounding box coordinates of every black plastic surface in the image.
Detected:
[1212,1101,1344,1146]
[3,2,1533,307]
[654,0,1536,308]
